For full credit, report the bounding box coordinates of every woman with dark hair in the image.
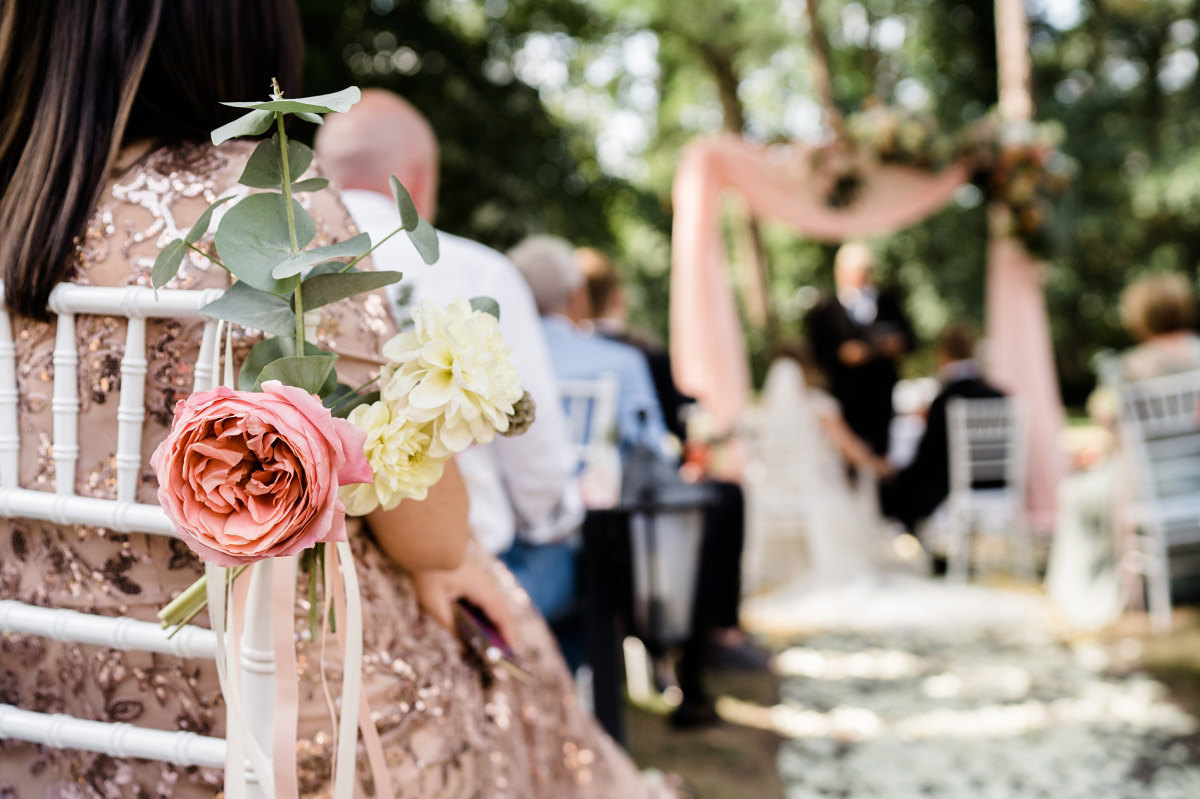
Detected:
[0,2,655,796]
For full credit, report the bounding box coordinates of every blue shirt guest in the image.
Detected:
[508,235,669,455]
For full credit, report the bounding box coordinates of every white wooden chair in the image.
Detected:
[0,283,275,795]
[558,374,619,473]
[558,375,621,509]
[944,396,1034,581]
[1112,368,1200,633]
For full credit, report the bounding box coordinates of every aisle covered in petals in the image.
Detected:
[773,619,1200,799]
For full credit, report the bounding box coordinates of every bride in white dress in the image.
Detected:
[743,348,1044,634]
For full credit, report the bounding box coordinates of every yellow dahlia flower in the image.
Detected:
[339,400,447,515]
[380,298,523,458]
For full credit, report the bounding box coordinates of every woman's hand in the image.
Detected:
[411,553,519,649]
[870,455,895,479]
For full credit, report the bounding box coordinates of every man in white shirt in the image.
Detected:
[314,91,581,617]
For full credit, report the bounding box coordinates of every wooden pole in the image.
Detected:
[804,0,843,135]
[994,0,1033,122]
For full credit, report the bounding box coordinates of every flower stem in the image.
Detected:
[340,225,404,273]
[158,565,247,638]
[185,242,227,271]
[272,91,306,352]
[273,108,300,253]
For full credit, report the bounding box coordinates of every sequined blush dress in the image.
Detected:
[0,141,648,799]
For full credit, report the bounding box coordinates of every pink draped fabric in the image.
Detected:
[985,209,1064,528]
[670,134,1062,520]
[670,134,967,431]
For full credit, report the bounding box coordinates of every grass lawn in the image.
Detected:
[627,668,785,799]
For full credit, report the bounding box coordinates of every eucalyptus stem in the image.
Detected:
[185,242,227,270]
[328,374,383,415]
[272,81,306,352]
[273,108,300,252]
[340,225,404,273]
[157,565,248,638]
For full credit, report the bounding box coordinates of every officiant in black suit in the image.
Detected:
[880,322,1005,531]
[805,242,914,456]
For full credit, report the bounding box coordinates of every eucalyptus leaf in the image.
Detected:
[151,238,186,290]
[185,196,234,244]
[406,217,439,265]
[389,175,420,231]
[211,109,274,146]
[239,135,314,189]
[270,232,372,279]
[290,177,329,193]
[214,192,314,295]
[296,112,324,126]
[200,281,296,338]
[300,269,402,311]
[222,87,362,115]
[331,390,380,419]
[469,296,501,320]
[253,354,339,395]
[239,337,335,391]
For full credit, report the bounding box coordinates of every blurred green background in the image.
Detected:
[297,0,1200,407]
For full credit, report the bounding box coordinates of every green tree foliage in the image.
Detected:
[301,0,1200,404]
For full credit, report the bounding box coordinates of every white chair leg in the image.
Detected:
[1011,512,1037,582]
[1147,529,1173,634]
[947,509,970,583]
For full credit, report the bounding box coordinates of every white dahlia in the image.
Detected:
[380,298,523,458]
[339,400,447,515]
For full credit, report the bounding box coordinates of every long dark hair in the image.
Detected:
[0,0,304,318]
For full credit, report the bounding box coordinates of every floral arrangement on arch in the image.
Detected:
[148,82,530,799]
[817,99,1075,256]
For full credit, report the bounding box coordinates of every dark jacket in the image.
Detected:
[881,372,1004,531]
[805,289,913,455]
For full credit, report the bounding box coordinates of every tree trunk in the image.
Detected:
[693,41,777,336]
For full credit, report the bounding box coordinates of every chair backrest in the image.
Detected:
[0,283,271,792]
[558,374,619,476]
[1114,368,1200,511]
[946,396,1028,502]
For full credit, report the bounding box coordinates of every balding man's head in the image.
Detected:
[314,89,439,221]
[834,241,875,291]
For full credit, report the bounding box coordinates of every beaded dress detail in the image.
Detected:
[0,142,646,799]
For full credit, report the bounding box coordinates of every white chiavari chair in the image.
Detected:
[558,374,619,475]
[1112,368,1200,633]
[944,396,1034,581]
[0,282,276,795]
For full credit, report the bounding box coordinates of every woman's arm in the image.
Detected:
[819,412,891,475]
[364,459,472,572]
[366,462,519,644]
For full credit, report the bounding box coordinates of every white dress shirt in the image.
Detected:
[342,189,578,554]
[837,286,878,326]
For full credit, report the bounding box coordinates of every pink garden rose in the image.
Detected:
[151,380,373,566]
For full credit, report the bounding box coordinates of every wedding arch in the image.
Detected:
[668,0,1063,526]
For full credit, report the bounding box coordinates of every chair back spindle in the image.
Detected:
[1112,368,1200,632]
[944,397,1032,580]
[0,282,273,791]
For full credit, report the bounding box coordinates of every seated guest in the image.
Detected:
[577,246,768,660]
[315,92,583,630]
[881,322,1003,531]
[509,235,668,453]
[1047,272,1200,629]
[1113,271,1200,380]
[573,247,770,730]
[576,247,694,442]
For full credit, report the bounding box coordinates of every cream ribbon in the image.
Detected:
[201,321,390,799]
